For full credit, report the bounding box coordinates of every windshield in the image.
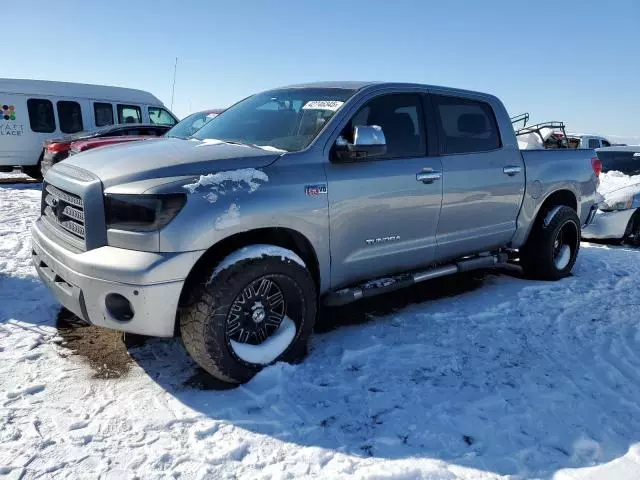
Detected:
[166,111,216,138]
[192,88,356,152]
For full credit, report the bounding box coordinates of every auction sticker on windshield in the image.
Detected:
[302,100,344,111]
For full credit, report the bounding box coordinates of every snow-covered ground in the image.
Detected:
[2,174,640,479]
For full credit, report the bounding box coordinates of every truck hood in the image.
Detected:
[58,137,284,188]
[600,182,640,203]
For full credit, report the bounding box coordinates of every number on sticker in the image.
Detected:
[302,100,344,111]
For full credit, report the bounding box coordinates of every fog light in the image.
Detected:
[105,293,134,321]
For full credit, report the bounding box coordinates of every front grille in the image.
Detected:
[41,182,86,243]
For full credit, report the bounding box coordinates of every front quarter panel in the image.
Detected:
[157,151,332,292]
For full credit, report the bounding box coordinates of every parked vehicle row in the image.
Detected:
[41,123,171,175]
[0,78,178,178]
[39,108,225,176]
[31,81,600,385]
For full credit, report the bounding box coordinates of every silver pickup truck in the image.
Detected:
[32,81,600,384]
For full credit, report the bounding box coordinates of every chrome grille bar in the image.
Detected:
[45,184,83,208]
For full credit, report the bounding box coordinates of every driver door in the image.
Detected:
[325,92,443,289]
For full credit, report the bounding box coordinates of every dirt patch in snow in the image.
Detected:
[55,308,136,379]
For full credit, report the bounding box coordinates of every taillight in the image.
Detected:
[591,157,602,177]
[46,143,70,153]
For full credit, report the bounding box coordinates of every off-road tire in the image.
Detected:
[520,205,581,280]
[179,249,317,384]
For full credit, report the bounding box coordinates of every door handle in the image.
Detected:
[416,171,441,184]
[503,165,521,176]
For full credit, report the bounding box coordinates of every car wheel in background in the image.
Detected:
[22,153,43,180]
[623,211,640,245]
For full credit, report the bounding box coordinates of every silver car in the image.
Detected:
[582,147,640,243]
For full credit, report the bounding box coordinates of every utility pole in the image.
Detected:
[170,57,178,111]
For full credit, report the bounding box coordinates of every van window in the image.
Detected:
[432,95,501,154]
[117,105,142,124]
[148,107,176,126]
[588,139,600,149]
[57,101,83,134]
[27,99,55,133]
[94,103,114,127]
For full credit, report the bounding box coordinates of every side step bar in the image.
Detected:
[324,252,508,307]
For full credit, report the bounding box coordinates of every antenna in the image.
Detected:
[170,57,178,111]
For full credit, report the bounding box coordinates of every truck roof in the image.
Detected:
[275,81,500,101]
[0,78,164,105]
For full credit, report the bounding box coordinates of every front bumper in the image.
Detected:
[581,208,636,240]
[31,219,204,337]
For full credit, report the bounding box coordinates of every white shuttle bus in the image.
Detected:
[0,78,177,178]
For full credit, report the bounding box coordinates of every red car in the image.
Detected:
[42,123,171,175]
[68,135,161,156]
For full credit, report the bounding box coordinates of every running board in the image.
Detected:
[324,252,508,307]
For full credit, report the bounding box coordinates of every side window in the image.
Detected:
[27,99,55,133]
[601,140,611,147]
[347,93,426,158]
[433,95,501,154]
[57,101,83,134]
[94,103,114,127]
[117,104,142,124]
[148,107,176,125]
[190,117,207,132]
[588,139,600,149]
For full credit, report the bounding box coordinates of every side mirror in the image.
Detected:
[334,125,387,161]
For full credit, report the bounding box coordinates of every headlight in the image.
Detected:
[105,193,186,231]
[599,194,640,212]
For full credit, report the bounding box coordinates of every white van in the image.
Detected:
[0,78,177,178]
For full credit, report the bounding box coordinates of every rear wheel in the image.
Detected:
[520,206,581,280]
[179,246,317,384]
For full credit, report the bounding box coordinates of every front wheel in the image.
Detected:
[520,205,581,280]
[179,246,317,384]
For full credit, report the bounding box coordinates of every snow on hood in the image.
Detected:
[183,168,269,203]
[598,170,640,200]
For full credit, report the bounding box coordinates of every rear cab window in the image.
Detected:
[117,105,142,124]
[432,95,501,154]
[94,103,114,127]
[148,107,176,126]
[57,100,83,134]
[588,139,601,149]
[27,99,56,133]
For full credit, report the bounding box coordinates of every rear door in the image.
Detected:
[325,91,443,288]
[430,93,525,261]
